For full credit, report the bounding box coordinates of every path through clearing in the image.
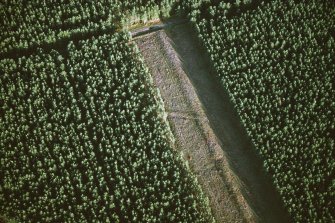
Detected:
[135,22,291,223]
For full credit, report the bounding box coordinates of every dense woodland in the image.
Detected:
[0,33,213,222]
[0,1,214,222]
[185,0,335,222]
[0,0,177,56]
[1,0,334,222]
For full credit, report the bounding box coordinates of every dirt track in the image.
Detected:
[135,22,291,223]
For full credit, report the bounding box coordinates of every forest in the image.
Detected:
[186,0,334,222]
[1,0,334,222]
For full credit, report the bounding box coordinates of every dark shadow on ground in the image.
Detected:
[162,18,291,223]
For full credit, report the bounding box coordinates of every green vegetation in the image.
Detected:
[0,0,177,56]
[186,0,335,222]
[0,1,214,222]
[2,0,334,222]
[0,32,214,222]
[0,215,17,223]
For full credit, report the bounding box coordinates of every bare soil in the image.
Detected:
[135,22,291,223]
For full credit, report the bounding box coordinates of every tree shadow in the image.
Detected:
[160,17,291,223]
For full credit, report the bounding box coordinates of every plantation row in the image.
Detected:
[187,0,335,222]
[0,0,177,56]
[0,33,213,222]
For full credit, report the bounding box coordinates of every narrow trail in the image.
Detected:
[135,21,291,223]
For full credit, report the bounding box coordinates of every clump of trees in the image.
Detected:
[186,0,335,222]
[0,0,178,56]
[0,33,214,222]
